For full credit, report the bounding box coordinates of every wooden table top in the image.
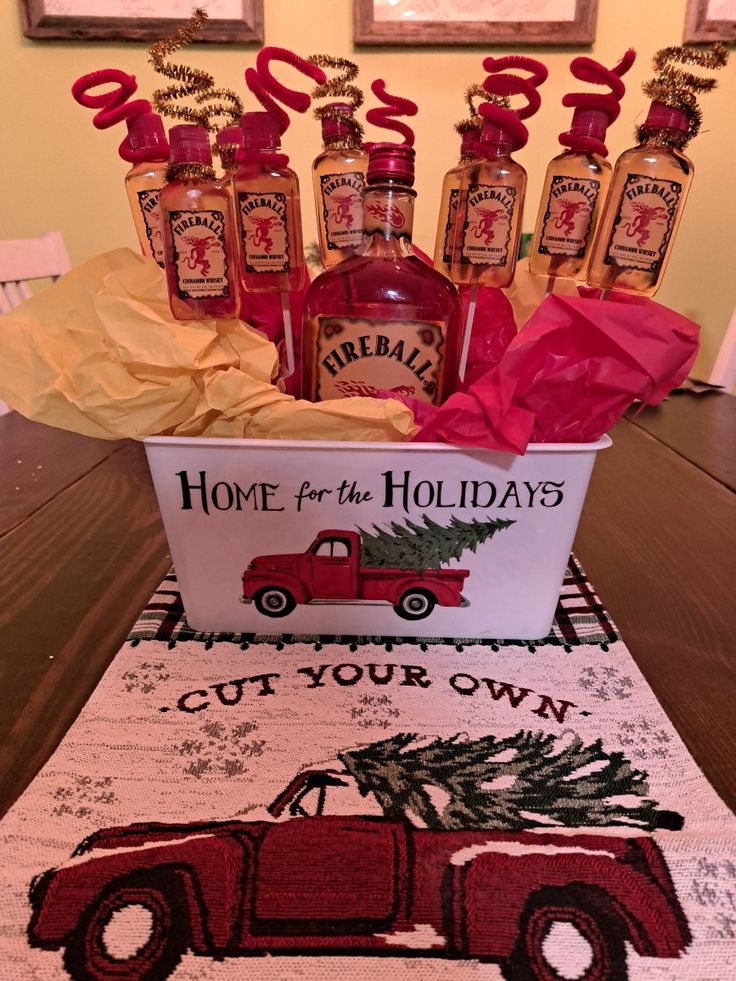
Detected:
[1,399,735,819]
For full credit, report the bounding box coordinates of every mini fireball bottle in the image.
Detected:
[587,43,728,296]
[530,51,635,283]
[312,103,368,268]
[433,127,478,278]
[529,120,611,283]
[302,143,462,404]
[124,113,169,268]
[216,126,245,179]
[450,121,527,289]
[586,103,694,296]
[233,112,305,293]
[159,125,239,321]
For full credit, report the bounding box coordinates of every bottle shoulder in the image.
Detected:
[159,180,230,204]
[306,253,460,305]
[465,156,527,183]
[615,143,693,176]
[546,150,610,176]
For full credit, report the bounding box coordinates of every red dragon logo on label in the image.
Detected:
[552,198,590,237]
[623,202,668,247]
[247,215,282,254]
[182,234,218,276]
[470,207,505,245]
[365,202,405,229]
[329,192,361,229]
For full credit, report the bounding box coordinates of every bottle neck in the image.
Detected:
[167,161,216,183]
[476,139,515,160]
[361,184,415,255]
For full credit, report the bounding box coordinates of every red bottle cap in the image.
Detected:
[216,126,245,150]
[478,118,518,152]
[643,100,690,134]
[241,112,281,150]
[321,102,357,141]
[169,125,212,165]
[366,142,415,186]
[569,107,609,142]
[460,128,479,157]
[125,112,169,161]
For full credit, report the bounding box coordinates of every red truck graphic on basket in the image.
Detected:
[27,767,690,981]
[241,528,470,620]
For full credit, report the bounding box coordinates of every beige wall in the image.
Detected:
[2,0,734,376]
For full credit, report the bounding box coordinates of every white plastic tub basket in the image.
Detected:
[144,435,610,640]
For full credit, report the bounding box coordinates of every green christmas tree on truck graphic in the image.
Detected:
[241,515,515,619]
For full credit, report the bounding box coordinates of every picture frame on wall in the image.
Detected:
[353,0,599,46]
[19,0,264,43]
[684,0,736,42]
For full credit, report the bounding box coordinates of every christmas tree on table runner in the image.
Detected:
[339,731,684,832]
[358,515,515,570]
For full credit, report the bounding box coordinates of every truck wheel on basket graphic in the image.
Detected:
[63,873,188,981]
[254,586,296,618]
[394,588,436,621]
[502,886,627,981]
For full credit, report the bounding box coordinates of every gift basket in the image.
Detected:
[0,10,724,639]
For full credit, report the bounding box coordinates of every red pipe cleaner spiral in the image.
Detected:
[479,56,548,150]
[71,69,153,162]
[365,79,418,147]
[559,49,636,156]
[244,46,326,135]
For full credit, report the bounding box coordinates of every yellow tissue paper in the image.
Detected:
[0,249,418,443]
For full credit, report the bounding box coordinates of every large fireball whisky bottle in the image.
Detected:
[312,102,368,268]
[124,112,169,269]
[302,143,462,404]
[159,125,239,321]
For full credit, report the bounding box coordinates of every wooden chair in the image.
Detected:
[0,232,70,314]
[0,232,71,413]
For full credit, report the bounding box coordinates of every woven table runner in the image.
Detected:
[1,558,733,980]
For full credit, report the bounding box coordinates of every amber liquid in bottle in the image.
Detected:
[586,137,693,296]
[159,126,239,321]
[125,161,168,268]
[302,149,462,405]
[451,137,527,289]
[233,150,305,293]
[433,129,478,279]
[529,151,611,281]
[313,147,368,268]
[433,156,477,279]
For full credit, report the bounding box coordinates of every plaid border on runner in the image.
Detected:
[128,554,620,650]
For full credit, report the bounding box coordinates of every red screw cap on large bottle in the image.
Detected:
[366,142,415,186]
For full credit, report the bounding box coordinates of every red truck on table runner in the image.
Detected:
[28,764,689,980]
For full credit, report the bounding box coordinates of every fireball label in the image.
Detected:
[461,184,516,266]
[538,176,599,258]
[137,187,165,268]
[314,317,445,404]
[169,209,230,299]
[441,187,460,264]
[321,171,365,251]
[238,191,290,273]
[604,173,682,273]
